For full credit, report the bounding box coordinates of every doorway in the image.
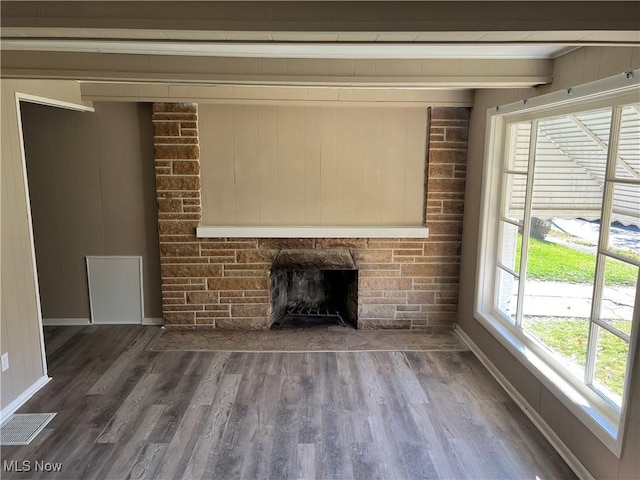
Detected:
[19,100,162,327]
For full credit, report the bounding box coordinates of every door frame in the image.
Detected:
[15,92,95,377]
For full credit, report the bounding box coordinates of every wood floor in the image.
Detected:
[1,325,576,479]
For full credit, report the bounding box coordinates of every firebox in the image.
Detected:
[269,249,358,329]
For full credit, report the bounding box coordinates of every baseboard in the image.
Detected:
[42,318,91,326]
[43,318,162,326]
[0,375,51,426]
[91,319,142,325]
[455,326,595,480]
[143,317,164,326]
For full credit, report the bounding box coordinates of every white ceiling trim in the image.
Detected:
[1,39,571,60]
[3,28,639,45]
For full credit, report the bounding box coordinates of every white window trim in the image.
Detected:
[475,70,640,457]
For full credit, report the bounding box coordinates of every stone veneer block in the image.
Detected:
[154,144,200,160]
[154,103,469,330]
[272,249,356,270]
[153,103,197,113]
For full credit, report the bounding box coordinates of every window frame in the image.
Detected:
[475,71,640,457]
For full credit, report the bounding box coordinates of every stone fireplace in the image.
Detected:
[269,249,358,328]
[153,103,469,330]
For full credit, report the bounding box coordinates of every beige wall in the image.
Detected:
[21,102,162,321]
[200,104,427,226]
[94,103,161,319]
[1,79,92,411]
[458,46,640,479]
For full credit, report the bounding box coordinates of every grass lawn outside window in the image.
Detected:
[515,228,635,400]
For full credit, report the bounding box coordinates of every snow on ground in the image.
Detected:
[550,218,639,256]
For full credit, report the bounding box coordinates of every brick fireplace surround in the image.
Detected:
[153,103,469,330]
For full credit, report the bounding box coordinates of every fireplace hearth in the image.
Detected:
[269,249,358,329]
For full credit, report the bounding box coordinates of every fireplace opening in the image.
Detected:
[269,249,358,329]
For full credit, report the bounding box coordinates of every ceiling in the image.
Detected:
[1,1,638,89]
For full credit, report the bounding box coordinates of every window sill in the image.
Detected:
[195,226,430,238]
[472,309,623,457]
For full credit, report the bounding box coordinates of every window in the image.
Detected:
[476,73,639,455]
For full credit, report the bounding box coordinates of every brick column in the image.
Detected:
[153,103,206,327]
[418,106,469,328]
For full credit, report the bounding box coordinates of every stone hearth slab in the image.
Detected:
[150,329,468,352]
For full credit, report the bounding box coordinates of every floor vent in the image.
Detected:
[0,413,56,446]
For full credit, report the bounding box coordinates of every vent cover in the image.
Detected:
[0,413,56,446]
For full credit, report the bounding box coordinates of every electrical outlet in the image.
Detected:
[1,353,9,372]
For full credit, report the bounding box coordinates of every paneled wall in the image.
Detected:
[21,102,162,321]
[199,105,427,226]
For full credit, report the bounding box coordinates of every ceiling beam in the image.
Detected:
[0,51,553,88]
[79,82,474,106]
[0,40,572,60]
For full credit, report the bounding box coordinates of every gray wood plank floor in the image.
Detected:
[1,325,577,479]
